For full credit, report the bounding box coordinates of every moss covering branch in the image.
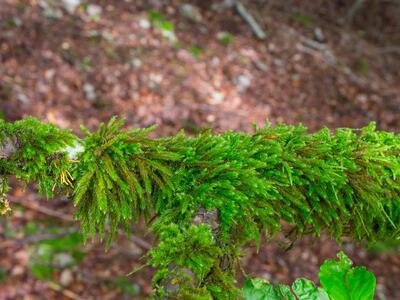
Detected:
[1,117,399,299]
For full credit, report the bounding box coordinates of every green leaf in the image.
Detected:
[243,278,281,300]
[30,264,53,280]
[243,252,376,300]
[318,251,376,300]
[0,267,7,283]
[292,278,329,300]
[243,278,295,300]
[217,32,234,46]
[276,284,296,300]
[113,277,140,296]
[346,267,376,300]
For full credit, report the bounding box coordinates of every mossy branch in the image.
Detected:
[1,117,399,298]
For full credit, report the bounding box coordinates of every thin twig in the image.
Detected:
[8,195,74,222]
[7,194,152,250]
[27,230,78,243]
[235,1,267,40]
[295,42,368,88]
[280,26,387,93]
[346,0,366,23]
[127,232,152,250]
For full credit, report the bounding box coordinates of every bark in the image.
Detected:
[161,207,220,298]
[0,136,18,160]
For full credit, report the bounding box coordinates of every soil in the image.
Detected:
[1,1,399,299]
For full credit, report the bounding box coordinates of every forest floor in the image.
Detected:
[1,0,400,299]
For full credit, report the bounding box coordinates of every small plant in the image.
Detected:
[80,56,93,71]
[189,45,203,57]
[1,117,399,299]
[217,32,234,46]
[243,251,376,300]
[111,277,141,297]
[29,231,85,280]
[291,12,314,27]
[354,57,370,75]
[79,3,90,11]
[148,10,177,43]
[0,266,7,283]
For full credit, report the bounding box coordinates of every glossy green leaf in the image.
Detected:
[243,279,296,300]
[318,251,376,300]
[292,278,329,300]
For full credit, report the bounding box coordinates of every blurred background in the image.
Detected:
[0,0,399,299]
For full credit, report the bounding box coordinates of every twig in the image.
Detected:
[235,1,267,40]
[0,229,79,250]
[299,36,326,51]
[117,228,152,250]
[8,195,74,222]
[128,233,152,250]
[7,194,152,250]
[280,26,384,93]
[31,230,78,243]
[346,0,366,23]
[295,42,368,88]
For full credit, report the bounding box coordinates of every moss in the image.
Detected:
[1,117,399,298]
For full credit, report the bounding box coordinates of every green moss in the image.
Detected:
[1,117,399,298]
[0,117,75,198]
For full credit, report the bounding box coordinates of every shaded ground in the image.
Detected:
[1,0,399,299]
